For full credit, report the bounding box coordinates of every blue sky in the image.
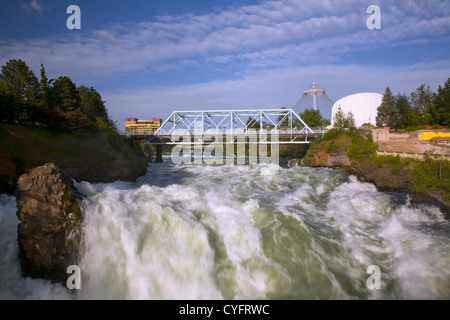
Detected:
[1,0,449,129]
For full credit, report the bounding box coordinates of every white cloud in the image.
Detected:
[3,0,449,130]
[30,0,42,12]
[23,0,47,14]
[93,30,118,43]
[104,60,450,130]
[4,0,448,82]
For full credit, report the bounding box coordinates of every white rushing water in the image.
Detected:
[0,161,449,299]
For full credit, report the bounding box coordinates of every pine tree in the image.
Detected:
[395,93,413,128]
[299,108,330,129]
[376,87,399,128]
[432,78,450,126]
[410,84,434,125]
[333,108,346,130]
[40,64,53,105]
[0,59,41,122]
[79,85,115,131]
[51,76,80,112]
[0,81,20,122]
[345,111,355,128]
[333,109,354,130]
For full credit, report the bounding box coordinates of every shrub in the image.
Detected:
[47,107,93,132]
[347,134,377,161]
[326,143,339,154]
[322,128,340,141]
[361,122,375,129]
[347,126,359,137]
[408,158,450,196]
[406,125,426,131]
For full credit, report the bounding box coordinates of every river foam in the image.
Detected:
[0,163,449,299]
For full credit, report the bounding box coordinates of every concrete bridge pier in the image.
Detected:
[155,145,163,163]
[143,143,152,162]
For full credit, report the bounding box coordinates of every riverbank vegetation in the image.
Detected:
[0,123,148,194]
[376,79,450,129]
[0,59,117,133]
[0,59,148,193]
[302,127,450,204]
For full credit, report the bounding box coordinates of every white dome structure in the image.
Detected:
[331,92,383,127]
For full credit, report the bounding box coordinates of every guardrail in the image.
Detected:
[125,129,328,136]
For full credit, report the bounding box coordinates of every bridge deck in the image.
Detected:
[125,132,326,144]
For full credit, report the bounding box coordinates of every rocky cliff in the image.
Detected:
[300,150,351,168]
[15,163,83,282]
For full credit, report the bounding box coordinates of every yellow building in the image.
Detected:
[125,118,162,134]
[418,131,450,141]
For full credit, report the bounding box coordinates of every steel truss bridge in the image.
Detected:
[125,109,327,145]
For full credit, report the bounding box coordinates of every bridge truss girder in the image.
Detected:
[154,109,314,141]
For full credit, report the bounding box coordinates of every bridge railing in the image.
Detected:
[125,128,328,137]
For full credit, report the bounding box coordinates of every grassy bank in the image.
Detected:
[302,128,450,205]
[0,123,149,193]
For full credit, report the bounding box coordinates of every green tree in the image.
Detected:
[299,108,330,129]
[376,87,399,128]
[246,116,271,129]
[431,78,450,126]
[246,116,261,129]
[395,93,414,128]
[410,84,434,125]
[79,86,107,120]
[345,111,355,128]
[275,107,290,129]
[48,107,93,131]
[78,85,117,131]
[333,108,354,130]
[333,108,346,130]
[34,64,55,124]
[51,76,80,112]
[40,64,53,105]
[0,59,41,122]
[0,81,20,122]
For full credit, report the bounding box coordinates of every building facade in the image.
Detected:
[125,118,162,134]
[331,92,383,128]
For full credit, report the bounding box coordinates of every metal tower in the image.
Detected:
[304,82,324,110]
[293,82,334,119]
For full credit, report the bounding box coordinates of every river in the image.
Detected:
[1,160,449,299]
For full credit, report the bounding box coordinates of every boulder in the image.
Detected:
[326,154,351,167]
[15,163,83,282]
[300,151,351,168]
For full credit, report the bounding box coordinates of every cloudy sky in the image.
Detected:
[1,0,449,129]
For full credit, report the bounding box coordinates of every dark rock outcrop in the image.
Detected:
[62,157,148,184]
[15,163,83,282]
[348,160,409,191]
[300,151,351,168]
